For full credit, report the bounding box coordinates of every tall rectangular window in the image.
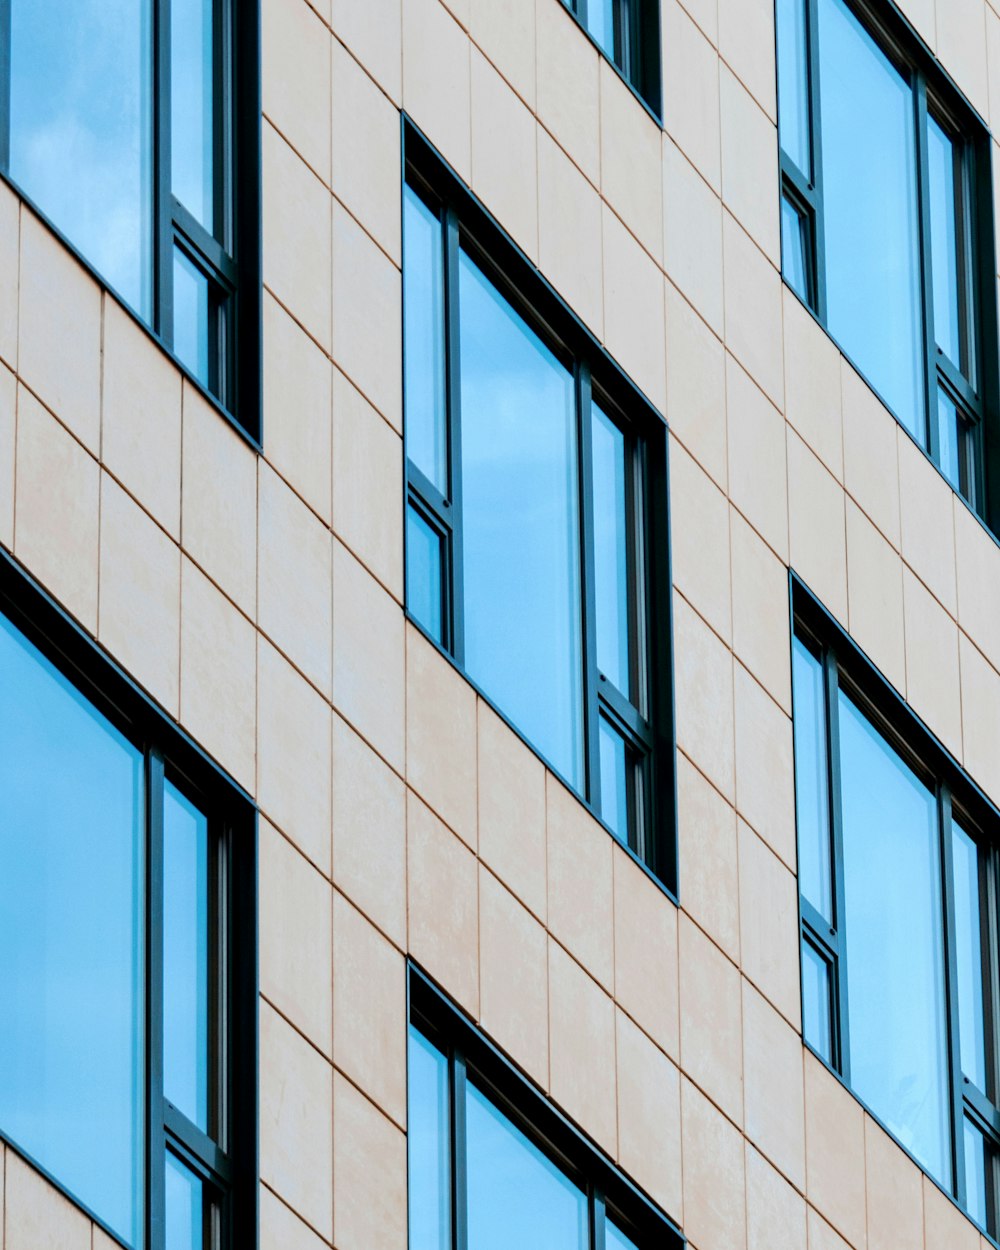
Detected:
[0,0,260,435]
[776,0,995,513]
[560,0,661,116]
[402,126,673,890]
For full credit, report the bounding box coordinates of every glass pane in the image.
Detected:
[174,247,211,386]
[0,614,144,1246]
[172,0,216,232]
[408,1027,451,1250]
[606,1223,640,1250]
[599,717,629,844]
[459,251,584,787]
[964,1117,990,1231]
[592,404,631,695]
[407,506,444,645]
[791,639,833,922]
[801,939,833,1063]
[467,1082,588,1250]
[817,0,924,440]
[781,195,810,303]
[776,0,812,175]
[586,0,616,60]
[935,389,963,493]
[165,1153,204,1250]
[403,187,448,494]
[164,783,211,1133]
[926,115,962,369]
[9,0,153,316]
[839,691,951,1188]
[952,822,987,1092]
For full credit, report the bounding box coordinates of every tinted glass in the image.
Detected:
[936,390,963,493]
[791,639,833,922]
[9,0,153,315]
[0,615,144,1246]
[592,404,631,695]
[599,716,629,844]
[407,506,444,644]
[165,1153,204,1250]
[586,0,616,60]
[606,1223,640,1250]
[466,1082,588,1250]
[172,0,216,232]
[174,247,211,385]
[926,115,962,368]
[802,938,833,1063]
[964,1117,990,1231]
[817,0,924,438]
[164,783,211,1132]
[776,0,812,174]
[839,692,951,1187]
[459,251,584,786]
[952,822,987,1091]
[408,1027,451,1250]
[404,188,449,494]
[781,195,810,303]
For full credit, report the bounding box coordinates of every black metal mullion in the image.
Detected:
[155,0,174,347]
[443,207,465,667]
[940,785,968,1207]
[451,1052,469,1250]
[915,74,940,463]
[824,650,850,1081]
[147,750,167,1250]
[805,0,827,321]
[0,0,11,172]
[578,364,602,818]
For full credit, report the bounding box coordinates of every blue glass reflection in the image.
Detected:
[606,1221,640,1250]
[408,1027,451,1250]
[0,615,144,1246]
[174,247,211,386]
[936,390,962,493]
[458,251,584,787]
[592,404,631,696]
[9,0,153,316]
[964,1117,989,1231]
[776,0,812,175]
[585,0,616,60]
[403,188,449,494]
[165,1153,204,1250]
[926,116,962,368]
[791,639,833,922]
[801,938,833,1064]
[781,196,810,304]
[952,822,986,1091]
[172,0,216,231]
[407,506,444,645]
[599,716,629,844]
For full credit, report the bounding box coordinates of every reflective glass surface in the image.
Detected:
[964,1117,989,1231]
[606,1222,640,1250]
[174,247,211,386]
[172,0,216,231]
[407,1028,451,1250]
[459,251,584,786]
[592,404,631,695]
[404,188,449,494]
[926,115,962,368]
[776,0,812,175]
[467,1082,588,1250]
[801,938,833,1063]
[164,784,211,1132]
[165,1153,204,1250]
[839,691,951,1187]
[952,822,987,1091]
[585,0,616,60]
[407,506,444,644]
[936,390,963,493]
[791,639,833,922]
[817,0,924,439]
[9,0,153,316]
[0,615,144,1246]
[599,716,629,844]
[781,195,810,303]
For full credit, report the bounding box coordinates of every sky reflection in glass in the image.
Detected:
[792,639,833,922]
[776,0,812,175]
[403,188,449,495]
[407,1027,451,1250]
[952,822,987,1091]
[172,0,216,231]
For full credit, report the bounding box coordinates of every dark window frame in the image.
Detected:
[0,547,258,1250]
[402,118,678,898]
[790,572,1000,1238]
[0,0,262,445]
[560,0,662,120]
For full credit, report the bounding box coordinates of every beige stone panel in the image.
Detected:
[614,846,680,1059]
[681,1076,747,1250]
[0,365,14,550]
[955,498,1000,671]
[616,1011,683,1219]
[18,213,101,452]
[903,568,963,760]
[406,624,478,847]
[959,635,1000,802]
[179,559,256,790]
[535,0,601,186]
[99,476,181,714]
[548,940,618,1153]
[718,0,776,120]
[332,1075,407,1250]
[845,501,906,695]
[738,816,800,1026]
[263,0,332,185]
[662,0,722,192]
[743,980,805,1189]
[895,0,935,50]
[783,290,843,481]
[922,1172,978,1250]
[181,381,257,617]
[94,1225,124,1250]
[260,819,334,1057]
[734,664,797,873]
[664,281,726,488]
[723,213,784,409]
[989,8,1000,135]
[746,1144,807,1250]
[602,206,667,412]
[600,62,663,263]
[537,130,604,339]
[333,892,407,1126]
[260,1186,330,1250]
[663,139,725,339]
[4,1152,89,1250]
[726,354,788,561]
[673,593,735,801]
[479,867,549,1086]
[258,464,333,697]
[804,1052,867,1249]
[787,428,848,626]
[670,438,732,644]
[332,203,403,429]
[546,773,614,990]
[0,182,17,370]
[677,751,739,961]
[259,1003,334,1243]
[805,1208,852,1250]
[679,913,743,1124]
[331,39,402,265]
[731,510,791,711]
[470,51,538,260]
[865,1117,923,1250]
[720,67,779,265]
[841,362,901,550]
[332,540,405,772]
[263,293,333,525]
[469,0,535,106]
[257,638,333,876]
[407,792,480,1013]
[14,387,100,630]
[898,430,957,616]
[402,0,472,181]
[332,712,407,946]
[437,0,469,30]
[936,0,989,121]
[330,0,402,103]
[678,0,717,43]
[262,122,332,353]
